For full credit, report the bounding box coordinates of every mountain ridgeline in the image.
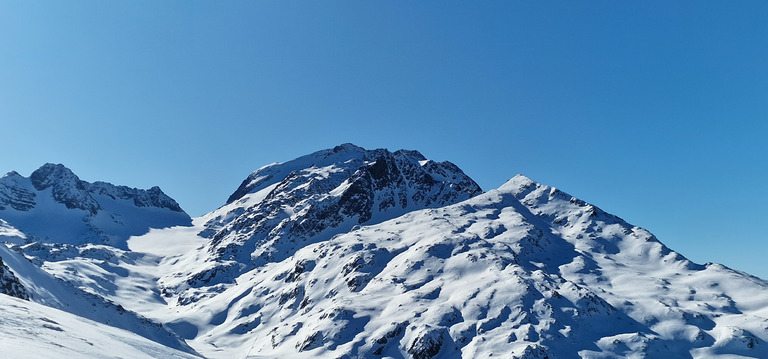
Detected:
[0,164,190,249]
[1,144,767,359]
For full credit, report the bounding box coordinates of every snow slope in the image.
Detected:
[0,243,197,354]
[0,249,28,300]
[0,294,199,359]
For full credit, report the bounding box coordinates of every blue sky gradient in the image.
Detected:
[2,2,767,278]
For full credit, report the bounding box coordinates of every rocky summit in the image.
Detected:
[185,143,482,289]
[1,145,767,359]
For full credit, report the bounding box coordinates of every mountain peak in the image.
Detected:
[393,148,427,161]
[29,163,80,190]
[227,144,463,204]
[331,142,366,153]
[2,171,22,179]
[223,144,481,214]
[28,163,98,214]
[500,174,535,189]
[186,144,483,287]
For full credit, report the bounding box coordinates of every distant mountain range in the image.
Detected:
[1,144,767,358]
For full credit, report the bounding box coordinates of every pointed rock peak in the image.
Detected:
[29,163,83,191]
[393,149,427,161]
[331,143,366,154]
[1,171,22,179]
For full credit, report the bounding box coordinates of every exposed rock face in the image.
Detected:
[0,172,36,211]
[22,164,185,214]
[90,182,185,212]
[29,164,102,214]
[0,256,28,300]
[183,144,482,288]
[2,164,185,216]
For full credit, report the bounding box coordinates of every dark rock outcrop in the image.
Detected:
[0,256,28,300]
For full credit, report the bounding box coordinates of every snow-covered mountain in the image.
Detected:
[0,163,190,250]
[2,145,768,358]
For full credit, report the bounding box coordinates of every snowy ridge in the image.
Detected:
[25,164,184,213]
[0,164,197,355]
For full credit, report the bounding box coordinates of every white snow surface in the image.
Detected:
[0,294,199,359]
[3,150,768,358]
[0,218,25,243]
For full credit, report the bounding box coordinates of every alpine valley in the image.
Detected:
[1,144,767,359]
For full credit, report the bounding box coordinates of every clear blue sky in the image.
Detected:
[2,2,767,278]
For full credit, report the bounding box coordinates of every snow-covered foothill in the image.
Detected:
[0,243,197,355]
[0,294,200,359]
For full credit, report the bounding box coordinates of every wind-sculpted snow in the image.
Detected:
[179,144,481,290]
